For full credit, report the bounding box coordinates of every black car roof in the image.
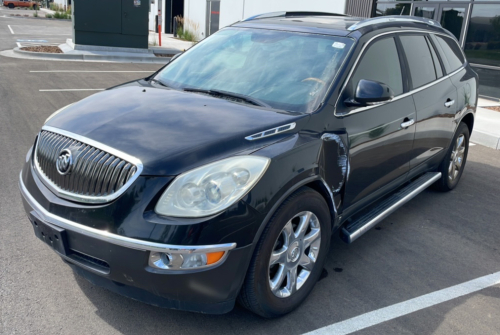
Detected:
[231,12,449,38]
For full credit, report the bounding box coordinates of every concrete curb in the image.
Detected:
[3,14,71,21]
[10,47,170,64]
[470,130,500,150]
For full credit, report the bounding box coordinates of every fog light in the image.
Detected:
[149,252,183,269]
[148,250,228,270]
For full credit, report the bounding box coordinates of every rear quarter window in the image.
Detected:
[432,35,465,73]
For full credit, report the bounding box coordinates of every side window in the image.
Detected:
[427,36,443,78]
[349,37,403,96]
[433,35,464,73]
[400,35,437,89]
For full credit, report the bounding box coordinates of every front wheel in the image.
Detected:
[32,4,37,10]
[434,122,470,191]
[238,187,331,318]
[8,3,15,8]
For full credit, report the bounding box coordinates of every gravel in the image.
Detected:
[20,46,63,53]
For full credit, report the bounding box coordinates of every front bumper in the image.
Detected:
[19,172,254,314]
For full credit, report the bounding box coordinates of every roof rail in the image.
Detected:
[347,16,441,31]
[243,11,348,22]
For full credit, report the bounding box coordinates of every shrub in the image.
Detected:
[33,11,38,17]
[45,13,52,18]
[53,11,70,19]
[174,16,199,42]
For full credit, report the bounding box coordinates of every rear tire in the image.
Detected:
[238,187,331,318]
[32,4,37,10]
[434,122,469,192]
[8,3,15,8]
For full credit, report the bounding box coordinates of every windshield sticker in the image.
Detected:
[332,42,346,49]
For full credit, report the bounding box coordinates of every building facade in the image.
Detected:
[374,0,500,99]
[149,0,498,99]
[151,0,350,40]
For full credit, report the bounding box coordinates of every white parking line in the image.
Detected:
[39,89,105,92]
[8,24,14,34]
[304,271,500,335]
[30,71,154,73]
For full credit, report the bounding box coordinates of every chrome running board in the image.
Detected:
[340,172,442,244]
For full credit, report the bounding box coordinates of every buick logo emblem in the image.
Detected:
[56,149,73,175]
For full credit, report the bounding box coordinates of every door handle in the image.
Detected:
[401,119,415,129]
[444,99,455,108]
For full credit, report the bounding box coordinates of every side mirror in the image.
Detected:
[345,79,394,107]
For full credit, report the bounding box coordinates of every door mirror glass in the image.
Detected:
[347,79,394,106]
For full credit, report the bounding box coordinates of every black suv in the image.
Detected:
[19,13,477,318]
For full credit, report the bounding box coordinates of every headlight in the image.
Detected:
[155,156,270,217]
[44,103,74,124]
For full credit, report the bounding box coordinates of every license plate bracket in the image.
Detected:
[31,218,68,256]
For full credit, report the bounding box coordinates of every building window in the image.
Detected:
[465,4,500,67]
[375,3,411,17]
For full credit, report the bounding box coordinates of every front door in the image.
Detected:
[337,35,416,208]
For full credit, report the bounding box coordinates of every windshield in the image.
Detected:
[155,28,354,113]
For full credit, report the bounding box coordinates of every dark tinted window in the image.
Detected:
[400,35,437,88]
[465,4,500,67]
[427,37,444,78]
[434,35,464,72]
[350,37,403,96]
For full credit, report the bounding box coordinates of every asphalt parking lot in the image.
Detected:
[1,16,500,335]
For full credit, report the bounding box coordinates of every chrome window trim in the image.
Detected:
[470,63,500,71]
[34,125,144,204]
[334,30,465,117]
[347,16,440,31]
[19,172,237,254]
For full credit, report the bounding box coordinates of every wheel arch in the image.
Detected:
[251,176,337,247]
[460,112,474,135]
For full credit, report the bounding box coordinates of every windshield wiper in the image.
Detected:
[183,88,271,108]
[149,78,170,88]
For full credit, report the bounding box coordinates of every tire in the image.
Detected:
[238,187,331,318]
[434,122,470,191]
[32,5,37,10]
[8,3,14,8]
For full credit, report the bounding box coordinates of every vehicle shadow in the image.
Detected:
[72,153,500,335]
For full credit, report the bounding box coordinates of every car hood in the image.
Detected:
[45,84,307,175]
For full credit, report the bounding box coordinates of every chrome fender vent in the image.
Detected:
[245,122,296,141]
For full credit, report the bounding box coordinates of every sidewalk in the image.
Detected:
[39,8,56,15]
[470,98,500,150]
[148,31,195,52]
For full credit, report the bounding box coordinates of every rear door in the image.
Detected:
[337,35,416,207]
[430,33,476,126]
[398,33,457,169]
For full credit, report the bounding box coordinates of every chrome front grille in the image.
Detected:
[34,127,142,203]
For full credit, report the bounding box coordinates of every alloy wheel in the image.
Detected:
[448,134,465,181]
[268,211,321,298]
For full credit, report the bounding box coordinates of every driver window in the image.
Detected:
[349,37,403,97]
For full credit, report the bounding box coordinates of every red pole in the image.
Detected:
[158,9,162,47]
